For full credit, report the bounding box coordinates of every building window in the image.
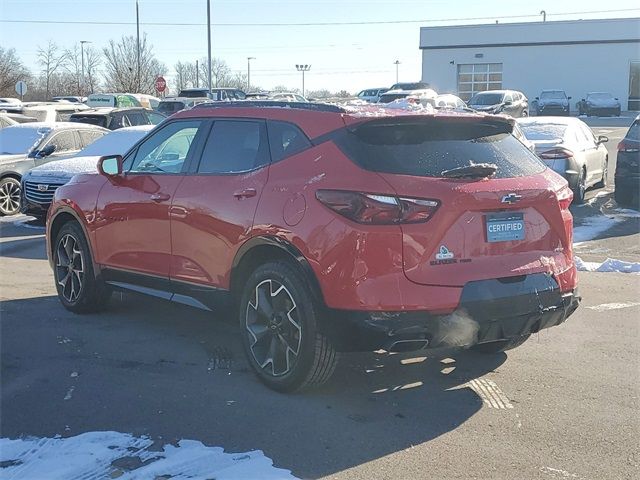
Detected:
[457,63,502,101]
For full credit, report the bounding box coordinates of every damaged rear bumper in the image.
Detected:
[328,273,581,352]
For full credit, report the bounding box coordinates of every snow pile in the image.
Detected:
[0,431,296,480]
[573,215,623,243]
[574,256,640,274]
[383,98,435,112]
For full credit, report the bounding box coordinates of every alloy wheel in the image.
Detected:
[245,279,302,377]
[56,234,85,303]
[0,178,21,215]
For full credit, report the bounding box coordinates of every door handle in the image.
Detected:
[150,192,171,202]
[233,188,257,199]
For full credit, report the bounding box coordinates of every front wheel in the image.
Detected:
[239,261,339,392]
[472,334,531,354]
[572,170,587,204]
[0,177,21,216]
[54,222,111,313]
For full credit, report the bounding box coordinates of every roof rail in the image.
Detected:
[192,100,346,113]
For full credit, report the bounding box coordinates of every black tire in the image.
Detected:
[522,110,528,117]
[572,169,587,204]
[53,221,111,313]
[472,334,531,354]
[239,261,339,393]
[0,177,21,216]
[594,158,608,189]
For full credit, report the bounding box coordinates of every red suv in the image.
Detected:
[46,102,580,392]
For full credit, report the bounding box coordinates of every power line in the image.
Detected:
[1,8,638,27]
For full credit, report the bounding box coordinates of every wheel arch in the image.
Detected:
[48,206,98,273]
[0,171,22,181]
[230,236,325,306]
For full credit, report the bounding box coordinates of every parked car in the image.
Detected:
[434,94,467,110]
[210,88,247,101]
[577,92,622,117]
[86,93,142,108]
[0,112,38,124]
[178,88,213,98]
[518,117,608,203]
[69,107,165,130]
[157,97,210,116]
[267,92,308,102]
[51,96,86,103]
[378,88,437,105]
[388,82,430,91]
[0,122,108,216]
[131,94,161,110]
[46,102,580,392]
[614,115,639,207]
[356,88,389,103]
[512,122,536,153]
[468,90,529,117]
[535,90,571,116]
[20,103,90,122]
[21,125,154,219]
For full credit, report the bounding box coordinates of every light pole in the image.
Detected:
[247,57,255,92]
[393,60,400,84]
[80,40,91,96]
[207,0,213,91]
[136,0,141,92]
[295,64,311,97]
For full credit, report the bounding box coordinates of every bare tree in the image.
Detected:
[37,41,67,98]
[199,57,231,88]
[174,61,199,92]
[63,44,82,95]
[0,47,31,97]
[103,34,166,94]
[84,46,101,94]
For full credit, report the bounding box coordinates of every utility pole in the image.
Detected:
[540,10,547,22]
[247,57,255,91]
[207,0,212,92]
[80,40,91,96]
[394,60,400,84]
[136,0,141,92]
[195,60,199,88]
[295,64,311,97]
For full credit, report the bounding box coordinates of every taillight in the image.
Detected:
[618,140,639,153]
[539,147,574,159]
[316,190,439,225]
[556,185,573,210]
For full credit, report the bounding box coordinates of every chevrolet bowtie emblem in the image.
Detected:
[501,193,522,204]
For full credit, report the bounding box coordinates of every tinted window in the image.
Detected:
[267,121,312,162]
[198,120,269,174]
[128,120,201,173]
[158,102,185,114]
[469,93,504,105]
[147,112,166,125]
[540,91,566,99]
[335,121,545,179]
[626,121,640,141]
[47,131,77,153]
[79,130,106,147]
[124,112,148,126]
[70,115,108,128]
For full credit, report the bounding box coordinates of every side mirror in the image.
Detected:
[535,97,539,100]
[34,144,56,158]
[597,135,609,144]
[98,155,123,176]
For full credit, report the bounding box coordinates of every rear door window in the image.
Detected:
[197,120,269,173]
[626,121,640,141]
[335,120,545,179]
[79,129,106,148]
[46,130,78,154]
[267,121,312,162]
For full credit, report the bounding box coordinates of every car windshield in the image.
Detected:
[540,91,566,99]
[77,129,149,156]
[0,126,49,154]
[469,93,504,105]
[519,122,568,141]
[587,93,613,100]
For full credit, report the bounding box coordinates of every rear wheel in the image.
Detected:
[239,261,339,392]
[572,169,587,204]
[594,158,608,188]
[472,334,531,354]
[0,177,21,216]
[53,222,111,313]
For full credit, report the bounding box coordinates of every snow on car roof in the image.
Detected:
[4,121,106,130]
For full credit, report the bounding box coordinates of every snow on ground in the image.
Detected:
[574,256,640,274]
[0,431,296,480]
[573,214,623,244]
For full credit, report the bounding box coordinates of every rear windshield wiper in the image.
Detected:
[441,163,497,179]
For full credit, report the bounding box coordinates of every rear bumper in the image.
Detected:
[327,273,580,352]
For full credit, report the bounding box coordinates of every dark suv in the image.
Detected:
[69,107,165,130]
[615,115,640,206]
[535,90,571,116]
[46,101,579,392]
[468,90,529,117]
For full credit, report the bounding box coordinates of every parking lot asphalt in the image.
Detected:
[1,118,638,479]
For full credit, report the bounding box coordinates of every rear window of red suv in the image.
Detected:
[335,120,545,179]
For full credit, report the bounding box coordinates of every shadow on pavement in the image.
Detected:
[1,293,506,478]
[0,236,47,260]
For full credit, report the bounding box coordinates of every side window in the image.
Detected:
[294,95,306,102]
[235,90,246,100]
[47,131,78,153]
[124,112,147,126]
[580,124,597,145]
[197,120,269,174]
[504,93,513,103]
[109,114,125,130]
[147,112,165,125]
[267,121,312,162]
[79,130,106,148]
[127,120,202,174]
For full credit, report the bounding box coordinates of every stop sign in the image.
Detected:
[155,76,166,93]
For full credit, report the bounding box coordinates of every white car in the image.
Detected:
[356,88,389,103]
[378,88,438,106]
[434,94,467,110]
[517,117,609,203]
[20,102,89,122]
[21,125,154,218]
